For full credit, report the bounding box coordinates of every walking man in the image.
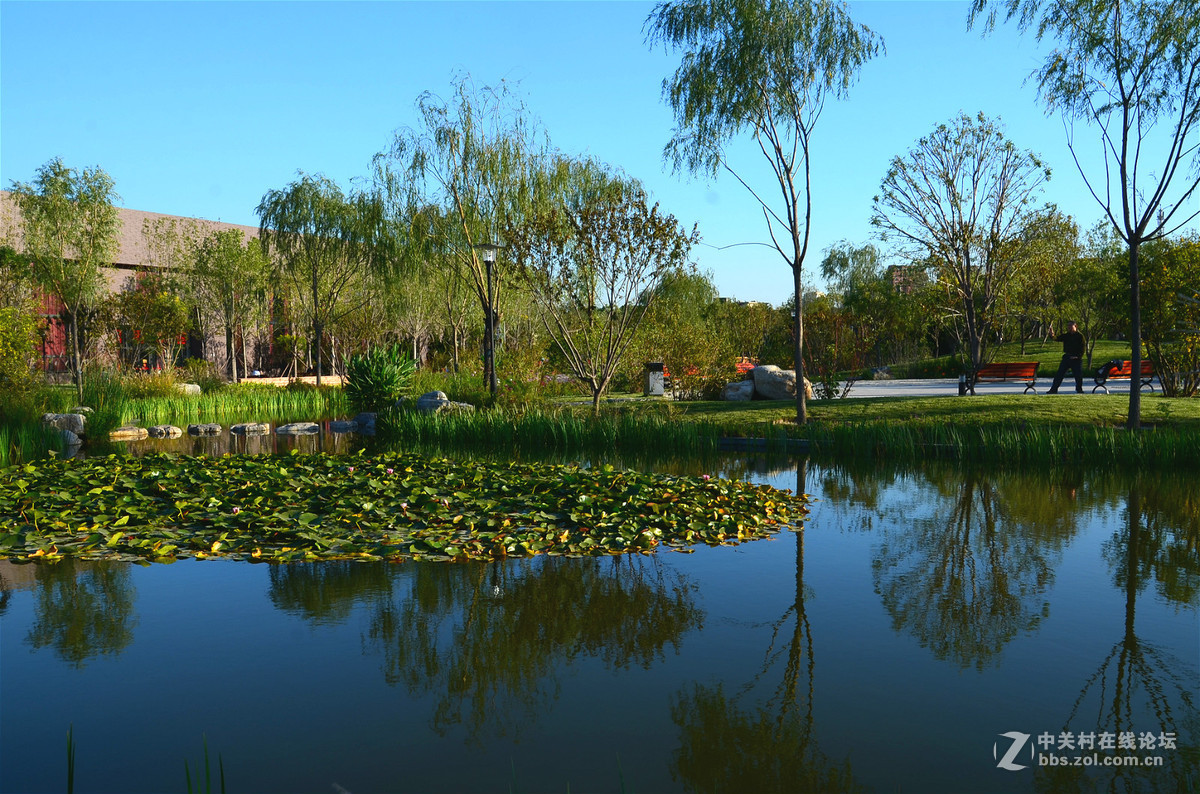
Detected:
[1048,321,1085,394]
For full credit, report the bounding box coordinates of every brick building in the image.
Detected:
[0,191,260,374]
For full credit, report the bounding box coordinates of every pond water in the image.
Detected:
[106,418,363,457]
[1,453,1196,793]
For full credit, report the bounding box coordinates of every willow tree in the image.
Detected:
[508,160,699,412]
[257,173,391,386]
[971,0,1200,428]
[375,76,554,393]
[872,113,1050,380]
[9,158,121,401]
[645,0,883,424]
[190,228,270,383]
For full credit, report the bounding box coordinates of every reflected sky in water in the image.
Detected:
[1,454,1196,793]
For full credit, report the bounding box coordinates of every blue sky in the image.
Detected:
[1,1,1181,304]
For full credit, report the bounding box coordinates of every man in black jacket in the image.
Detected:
[1048,321,1085,394]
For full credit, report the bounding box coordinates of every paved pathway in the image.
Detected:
[842,377,1156,398]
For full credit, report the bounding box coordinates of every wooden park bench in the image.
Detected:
[1092,360,1156,394]
[965,361,1040,394]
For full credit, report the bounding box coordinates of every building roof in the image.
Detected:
[0,189,259,270]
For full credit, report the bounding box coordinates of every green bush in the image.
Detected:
[343,344,417,412]
[0,307,39,395]
[178,358,226,394]
[117,370,181,400]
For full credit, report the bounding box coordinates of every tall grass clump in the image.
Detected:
[122,383,349,426]
[0,384,71,467]
[378,404,721,457]
[80,369,129,444]
[343,345,416,412]
[801,419,1200,469]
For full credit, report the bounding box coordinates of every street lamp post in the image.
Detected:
[473,242,503,396]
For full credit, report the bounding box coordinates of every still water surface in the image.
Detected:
[1,453,1196,793]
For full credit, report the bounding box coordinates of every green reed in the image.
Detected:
[379,404,722,456]
[121,384,349,426]
[801,420,1200,468]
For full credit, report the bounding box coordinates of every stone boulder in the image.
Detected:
[109,426,149,442]
[231,422,271,435]
[352,412,377,434]
[187,423,223,436]
[42,412,86,436]
[329,420,358,433]
[411,391,475,414]
[177,382,202,396]
[751,365,815,401]
[275,422,320,435]
[721,380,755,401]
[148,425,183,438]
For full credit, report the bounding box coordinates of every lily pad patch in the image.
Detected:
[0,452,809,563]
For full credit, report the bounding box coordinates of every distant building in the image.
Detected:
[888,264,927,294]
[0,190,259,374]
[718,297,769,308]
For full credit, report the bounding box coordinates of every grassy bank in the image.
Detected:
[6,362,1198,469]
[376,392,1200,469]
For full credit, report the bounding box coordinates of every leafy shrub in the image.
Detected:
[117,370,180,400]
[178,358,226,394]
[343,344,417,412]
[0,307,38,395]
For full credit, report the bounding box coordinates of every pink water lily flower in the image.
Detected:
[347,466,355,474]
[231,506,240,515]
[386,468,394,475]
[702,474,711,481]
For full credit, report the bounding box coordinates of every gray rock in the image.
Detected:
[110,426,149,441]
[148,425,183,438]
[871,366,893,380]
[275,422,320,435]
[231,422,271,435]
[415,390,450,413]
[751,365,814,401]
[187,423,223,436]
[329,420,358,433]
[411,391,475,414]
[42,413,86,436]
[70,406,94,415]
[722,380,755,401]
[352,412,377,434]
[177,382,202,396]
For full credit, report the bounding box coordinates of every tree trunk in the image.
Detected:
[792,266,807,425]
[313,316,323,387]
[70,313,84,404]
[226,324,238,383]
[1126,240,1142,430]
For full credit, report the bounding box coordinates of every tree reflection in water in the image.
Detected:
[1035,477,1200,793]
[363,554,703,742]
[24,560,137,668]
[268,561,394,625]
[869,466,1082,670]
[671,461,862,794]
